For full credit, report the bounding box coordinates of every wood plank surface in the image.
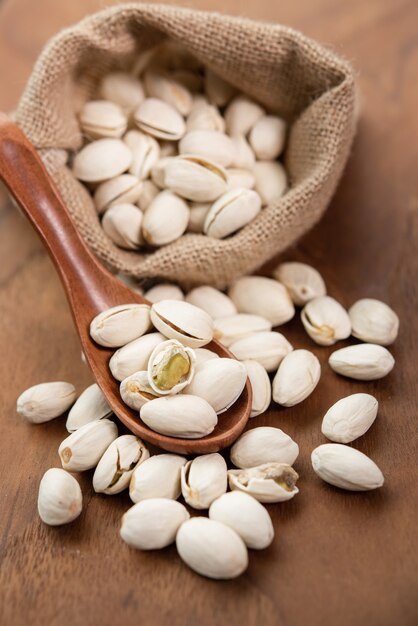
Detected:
[0,1,417,625]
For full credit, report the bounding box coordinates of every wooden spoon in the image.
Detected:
[0,113,251,454]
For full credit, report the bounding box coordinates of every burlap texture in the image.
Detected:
[15,3,357,288]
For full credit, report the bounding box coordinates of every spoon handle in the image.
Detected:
[0,113,116,313]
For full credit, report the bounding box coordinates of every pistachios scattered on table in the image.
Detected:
[72,46,289,250]
[17,256,399,579]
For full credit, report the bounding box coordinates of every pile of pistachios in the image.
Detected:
[72,42,287,248]
[16,260,399,579]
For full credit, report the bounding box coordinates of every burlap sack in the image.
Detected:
[15,3,357,288]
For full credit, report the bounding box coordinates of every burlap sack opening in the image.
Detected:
[15,3,357,288]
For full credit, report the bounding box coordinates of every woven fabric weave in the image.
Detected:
[15,3,357,288]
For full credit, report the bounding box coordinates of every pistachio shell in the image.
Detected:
[79,100,128,139]
[311,444,384,491]
[129,454,186,502]
[121,498,190,550]
[179,130,235,167]
[38,468,82,526]
[204,188,262,239]
[213,313,272,347]
[186,102,225,132]
[224,95,265,136]
[147,339,195,395]
[142,190,189,246]
[226,168,256,191]
[184,358,247,414]
[66,383,112,432]
[248,115,286,160]
[58,419,118,472]
[193,348,220,367]
[181,453,228,509]
[144,284,184,303]
[150,157,173,188]
[92,435,150,494]
[328,344,395,380]
[229,331,293,373]
[109,332,166,381]
[144,69,193,116]
[102,203,143,249]
[272,349,321,407]
[229,276,294,326]
[73,138,132,183]
[321,393,379,443]
[348,298,399,345]
[253,161,287,205]
[100,72,145,112]
[90,304,151,348]
[134,98,186,141]
[273,262,326,306]
[242,360,271,417]
[185,286,237,319]
[228,463,299,503]
[229,135,256,170]
[230,426,299,468]
[124,129,160,179]
[301,296,351,346]
[120,371,160,411]
[17,381,76,424]
[140,395,218,438]
[151,299,214,348]
[94,174,143,214]
[164,155,228,202]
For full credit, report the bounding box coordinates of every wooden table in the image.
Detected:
[0,1,417,624]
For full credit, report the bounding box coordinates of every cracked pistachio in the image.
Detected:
[17,381,76,424]
[301,296,351,346]
[94,174,143,214]
[90,303,151,348]
[120,371,160,411]
[179,130,235,168]
[164,155,228,203]
[204,188,262,239]
[181,453,228,509]
[79,100,127,139]
[59,419,118,472]
[93,435,149,494]
[124,130,160,180]
[228,463,299,503]
[230,426,299,469]
[134,97,186,141]
[150,299,214,348]
[147,339,195,395]
[102,203,143,250]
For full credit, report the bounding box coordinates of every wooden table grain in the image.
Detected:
[0,1,417,625]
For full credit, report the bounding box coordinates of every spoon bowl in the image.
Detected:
[0,113,251,454]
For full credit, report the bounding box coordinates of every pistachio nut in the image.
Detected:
[179,130,235,167]
[79,100,127,139]
[228,463,299,503]
[143,68,193,116]
[73,138,132,183]
[248,115,286,160]
[129,453,186,502]
[102,203,143,250]
[140,395,218,439]
[328,344,395,380]
[134,97,186,141]
[90,303,151,348]
[348,298,399,345]
[142,190,189,246]
[229,331,293,373]
[181,453,228,509]
[301,296,351,346]
[93,435,149,494]
[185,285,237,319]
[204,69,237,107]
[66,383,112,432]
[224,95,265,136]
[136,179,159,211]
[124,129,160,179]
[17,381,76,424]
[253,161,287,206]
[109,332,166,381]
[144,283,184,303]
[150,157,173,188]
[184,358,247,414]
[229,275,295,325]
[186,102,225,133]
[226,168,256,191]
[209,491,274,549]
[150,299,214,348]
[229,135,256,170]
[176,517,248,579]
[121,498,190,550]
[38,468,82,526]
[120,371,160,411]
[187,203,211,233]
[321,393,379,443]
[100,72,145,112]
[58,419,118,472]
[242,360,271,417]
[273,262,326,306]
[311,444,384,491]
[193,348,220,367]
[213,313,271,347]
[164,155,228,203]
[204,188,262,239]
[94,174,143,214]
[230,426,299,468]
[272,349,321,407]
[148,339,195,395]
